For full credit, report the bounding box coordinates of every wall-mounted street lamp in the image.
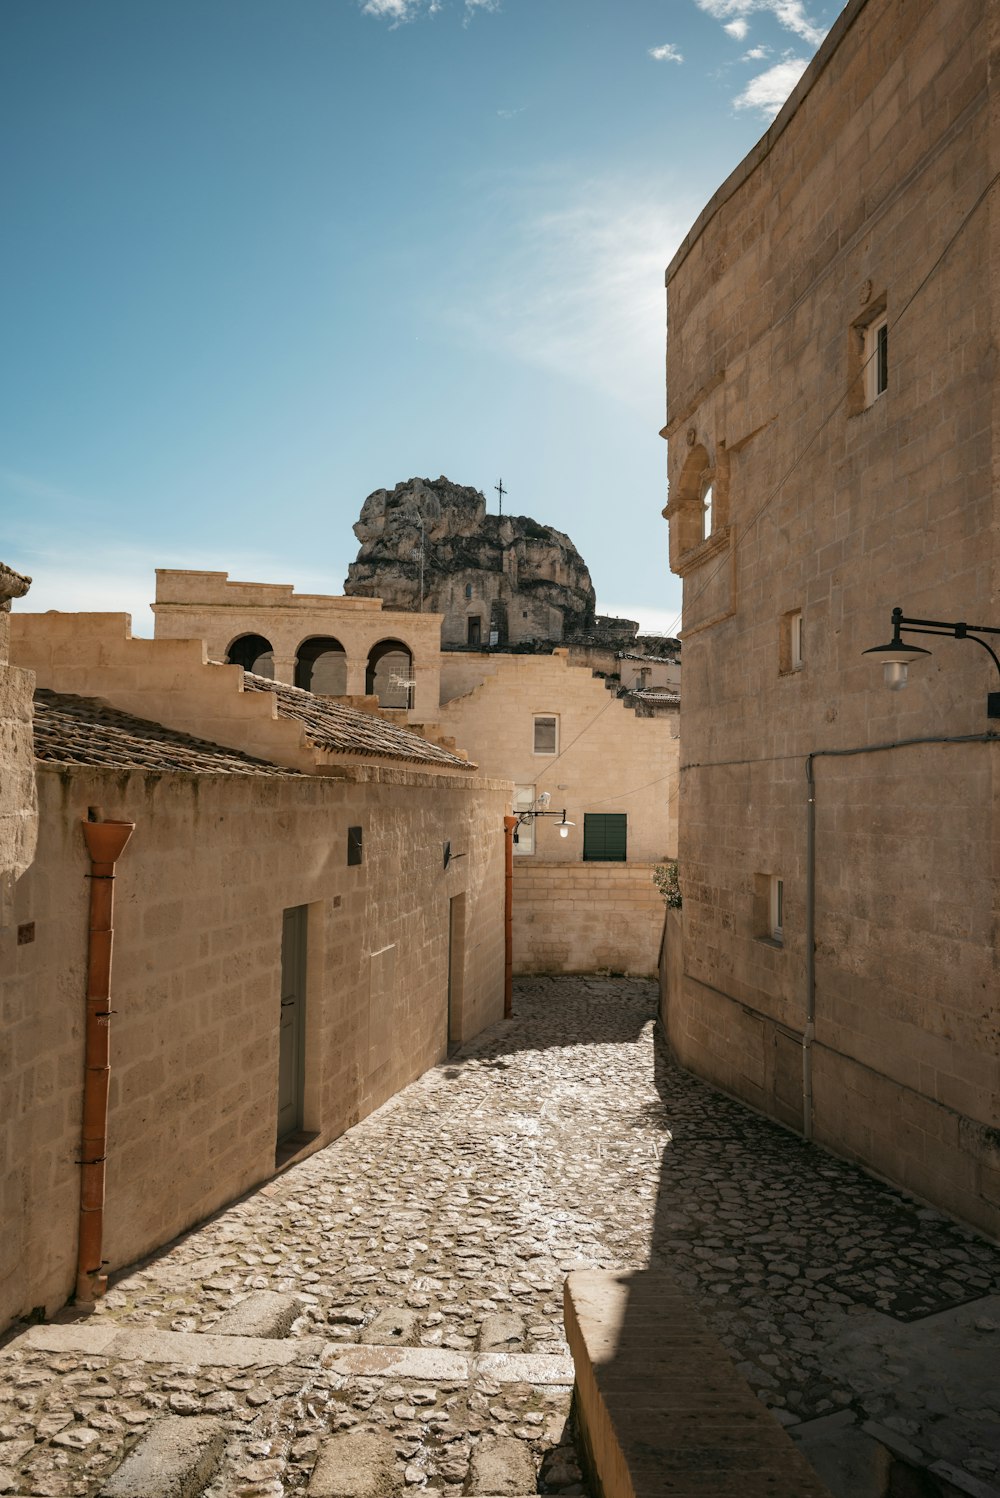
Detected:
[863,606,1000,718]
[512,790,576,842]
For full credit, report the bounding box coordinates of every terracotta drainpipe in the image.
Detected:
[77,819,134,1305]
[503,816,517,1018]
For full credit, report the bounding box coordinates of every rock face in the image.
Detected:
[344,477,597,649]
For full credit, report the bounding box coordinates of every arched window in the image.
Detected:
[296,636,347,695]
[701,479,714,540]
[366,638,413,708]
[226,634,275,679]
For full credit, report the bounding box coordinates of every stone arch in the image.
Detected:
[673,442,717,554]
[226,633,275,679]
[366,638,414,708]
[296,636,348,695]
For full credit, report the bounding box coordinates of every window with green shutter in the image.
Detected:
[583,813,627,862]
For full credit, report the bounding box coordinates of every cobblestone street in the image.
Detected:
[2,976,999,1498]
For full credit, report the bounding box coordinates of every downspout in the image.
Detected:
[503,816,517,1018]
[803,757,816,1142]
[77,819,134,1304]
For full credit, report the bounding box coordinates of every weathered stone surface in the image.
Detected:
[0,562,31,609]
[100,1416,225,1498]
[477,1313,524,1351]
[308,1433,401,1498]
[212,1289,301,1338]
[464,1435,537,1495]
[344,475,598,647]
[359,1309,419,1346]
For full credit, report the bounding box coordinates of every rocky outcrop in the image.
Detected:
[344,477,597,648]
[0,562,31,611]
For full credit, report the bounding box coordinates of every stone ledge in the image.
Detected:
[564,1269,834,1498]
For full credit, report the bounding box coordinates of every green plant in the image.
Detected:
[653,860,682,909]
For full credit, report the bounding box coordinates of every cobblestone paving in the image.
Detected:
[2,976,999,1497]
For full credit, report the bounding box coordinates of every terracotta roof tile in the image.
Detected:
[33,690,298,777]
[240,672,474,769]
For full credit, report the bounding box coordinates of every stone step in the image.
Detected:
[98,1416,225,1498]
[307,1432,401,1498]
[211,1289,302,1338]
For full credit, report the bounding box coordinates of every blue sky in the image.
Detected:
[2,0,840,636]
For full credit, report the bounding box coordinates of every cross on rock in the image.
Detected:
[495,478,507,515]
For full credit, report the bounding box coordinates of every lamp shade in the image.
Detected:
[862,638,931,692]
[862,639,932,666]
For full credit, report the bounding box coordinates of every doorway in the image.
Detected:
[277,905,308,1143]
[447,893,466,1055]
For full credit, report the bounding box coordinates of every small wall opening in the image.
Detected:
[227,633,275,679]
[296,637,347,695]
[367,639,414,707]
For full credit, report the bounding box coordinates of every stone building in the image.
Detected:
[2,610,506,1331]
[154,570,680,978]
[433,650,679,975]
[662,0,999,1234]
[153,568,445,724]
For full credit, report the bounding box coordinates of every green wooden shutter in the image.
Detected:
[583,813,627,862]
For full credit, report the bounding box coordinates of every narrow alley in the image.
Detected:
[3,977,999,1498]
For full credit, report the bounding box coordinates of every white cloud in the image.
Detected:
[694,0,827,48]
[649,42,684,63]
[437,172,696,413]
[744,44,770,59]
[724,19,749,38]
[360,0,441,23]
[733,55,810,114]
[465,0,499,12]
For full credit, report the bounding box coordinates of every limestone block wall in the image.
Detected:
[0,611,37,927]
[432,651,679,864]
[663,0,1000,1234]
[152,570,443,723]
[513,862,665,976]
[0,761,506,1332]
[439,653,501,705]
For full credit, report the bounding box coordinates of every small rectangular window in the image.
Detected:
[780,609,804,674]
[864,313,888,405]
[512,786,535,856]
[583,813,627,862]
[770,876,784,944]
[533,715,558,755]
[347,826,363,866]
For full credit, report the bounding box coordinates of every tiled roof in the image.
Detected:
[240,672,474,770]
[33,690,298,777]
[629,688,680,705]
[617,651,680,664]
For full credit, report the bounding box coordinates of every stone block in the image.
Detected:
[359,1307,419,1345]
[212,1289,302,1338]
[464,1436,537,1496]
[308,1433,401,1498]
[99,1416,226,1498]
[477,1312,524,1351]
